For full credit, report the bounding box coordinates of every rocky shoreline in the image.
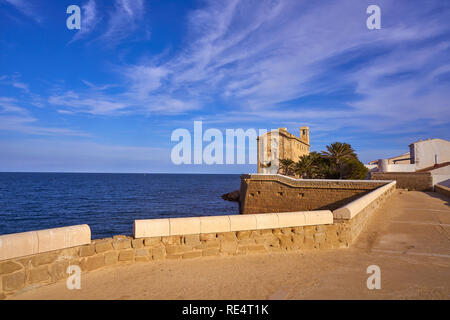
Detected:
[221,190,240,202]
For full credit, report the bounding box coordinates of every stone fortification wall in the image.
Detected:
[371,172,433,191]
[239,174,387,213]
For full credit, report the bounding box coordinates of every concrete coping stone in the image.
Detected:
[133,218,169,238]
[169,217,201,236]
[229,214,256,231]
[332,181,396,219]
[200,216,231,234]
[240,174,392,191]
[134,210,334,238]
[0,224,91,261]
[242,173,393,184]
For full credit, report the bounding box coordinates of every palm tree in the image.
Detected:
[294,154,316,178]
[279,159,294,176]
[321,142,357,178]
[321,142,356,163]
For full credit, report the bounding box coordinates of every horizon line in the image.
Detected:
[0,171,246,175]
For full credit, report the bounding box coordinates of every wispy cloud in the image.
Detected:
[0,115,89,136]
[81,80,117,91]
[48,87,200,116]
[48,91,129,115]
[2,0,42,23]
[0,96,88,136]
[111,0,450,135]
[99,0,146,45]
[3,0,449,159]
[11,0,447,134]
[69,0,99,43]
[122,65,170,99]
[0,96,27,114]
[0,74,30,92]
[64,0,150,46]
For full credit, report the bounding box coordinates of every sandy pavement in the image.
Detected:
[10,190,450,300]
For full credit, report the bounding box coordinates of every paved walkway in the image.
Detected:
[11,190,450,299]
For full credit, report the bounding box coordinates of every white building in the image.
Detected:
[368,138,450,173]
[409,138,450,170]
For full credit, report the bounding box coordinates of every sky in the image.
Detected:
[0,0,449,173]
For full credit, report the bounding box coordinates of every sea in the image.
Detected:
[0,173,241,239]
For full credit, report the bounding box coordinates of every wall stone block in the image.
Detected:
[81,255,105,271]
[104,251,119,266]
[112,238,132,250]
[31,252,58,267]
[0,261,23,275]
[184,234,201,247]
[220,241,238,254]
[2,270,26,292]
[118,250,134,262]
[131,239,144,249]
[49,261,70,282]
[144,237,161,247]
[151,247,166,260]
[79,244,96,257]
[135,249,149,257]
[28,266,50,284]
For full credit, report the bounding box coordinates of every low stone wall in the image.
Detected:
[0,225,91,261]
[239,174,387,213]
[435,184,450,198]
[332,181,396,243]
[133,210,333,237]
[333,181,396,219]
[1,225,352,300]
[0,179,397,300]
[371,172,433,191]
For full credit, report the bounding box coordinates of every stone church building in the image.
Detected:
[257,127,310,174]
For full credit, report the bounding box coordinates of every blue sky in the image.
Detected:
[0,0,449,173]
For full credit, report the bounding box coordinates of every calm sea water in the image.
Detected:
[0,173,241,239]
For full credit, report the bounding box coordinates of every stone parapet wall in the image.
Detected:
[1,224,352,300]
[0,225,91,261]
[333,181,396,219]
[134,210,333,238]
[241,174,387,189]
[239,174,388,213]
[333,181,396,243]
[371,172,433,191]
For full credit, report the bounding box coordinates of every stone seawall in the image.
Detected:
[371,172,433,191]
[1,225,352,300]
[239,174,387,214]
[0,178,396,300]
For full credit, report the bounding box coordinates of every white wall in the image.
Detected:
[430,164,450,187]
[413,139,450,170]
[375,161,416,173]
[386,164,416,172]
